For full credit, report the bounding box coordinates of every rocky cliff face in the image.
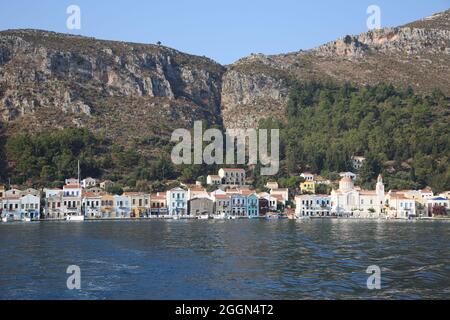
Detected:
[220,9,450,128]
[0,29,225,147]
[0,9,449,138]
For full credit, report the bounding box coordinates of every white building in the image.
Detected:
[270,188,289,205]
[82,192,102,218]
[295,194,331,217]
[386,192,416,219]
[331,175,385,218]
[20,194,40,219]
[114,195,131,218]
[206,175,222,186]
[419,188,434,201]
[166,187,188,216]
[81,177,98,189]
[62,183,82,215]
[218,168,246,186]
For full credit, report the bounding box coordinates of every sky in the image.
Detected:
[0,0,449,64]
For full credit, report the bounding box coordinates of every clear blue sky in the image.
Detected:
[0,0,448,64]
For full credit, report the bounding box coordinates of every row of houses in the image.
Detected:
[0,185,41,220]
[295,175,450,219]
[0,172,289,220]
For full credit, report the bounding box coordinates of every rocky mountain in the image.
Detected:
[0,9,449,142]
[222,9,450,128]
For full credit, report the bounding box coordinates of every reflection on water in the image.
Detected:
[0,219,449,299]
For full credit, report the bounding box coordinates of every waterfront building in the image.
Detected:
[270,188,289,204]
[188,197,214,217]
[295,194,331,217]
[258,197,270,216]
[82,192,102,218]
[167,187,188,216]
[206,175,222,186]
[114,195,131,218]
[212,194,231,217]
[187,186,209,199]
[218,168,246,186]
[124,192,150,217]
[62,183,82,216]
[46,193,63,219]
[300,181,316,194]
[386,192,416,219]
[100,194,115,218]
[0,184,5,198]
[150,193,167,216]
[2,195,21,218]
[257,192,277,212]
[230,193,247,217]
[426,197,449,217]
[20,194,40,219]
[246,193,259,218]
[330,175,385,218]
[81,177,98,189]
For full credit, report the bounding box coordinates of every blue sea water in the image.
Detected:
[0,219,449,300]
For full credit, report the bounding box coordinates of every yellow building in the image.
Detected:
[100,194,115,217]
[300,181,316,194]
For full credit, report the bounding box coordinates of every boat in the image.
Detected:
[172,215,180,220]
[66,213,85,221]
[198,214,210,220]
[22,217,31,222]
[213,214,226,220]
[2,214,14,223]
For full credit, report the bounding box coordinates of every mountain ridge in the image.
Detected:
[0,8,449,138]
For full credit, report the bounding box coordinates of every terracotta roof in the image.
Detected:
[340,177,353,183]
[64,184,81,189]
[214,195,231,200]
[208,175,221,179]
[222,168,245,172]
